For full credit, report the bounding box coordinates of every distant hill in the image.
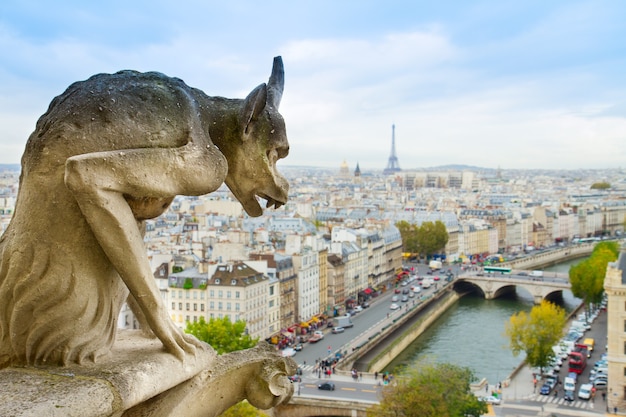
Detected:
[426,164,494,172]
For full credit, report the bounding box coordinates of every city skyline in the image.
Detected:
[1,1,625,171]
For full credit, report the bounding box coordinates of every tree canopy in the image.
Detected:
[185,316,258,355]
[367,361,487,417]
[590,182,611,190]
[569,241,619,314]
[396,220,449,259]
[185,317,265,417]
[505,301,566,374]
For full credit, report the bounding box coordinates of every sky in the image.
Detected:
[1,1,625,171]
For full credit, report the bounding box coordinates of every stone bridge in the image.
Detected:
[454,272,571,304]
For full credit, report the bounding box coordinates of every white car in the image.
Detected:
[390,303,400,310]
[281,347,296,357]
[478,395,501,405]
[313,330,324,340]
[578,383,593,400]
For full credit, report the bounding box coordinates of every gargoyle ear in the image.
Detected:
[267,56,284,109]
[242,83,268,138]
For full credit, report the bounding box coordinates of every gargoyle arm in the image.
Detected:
[64,140,227,360]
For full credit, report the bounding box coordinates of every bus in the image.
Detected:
[568,344,588,374]
[483,266,512,275]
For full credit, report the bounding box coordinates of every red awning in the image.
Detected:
[363,288,372,294]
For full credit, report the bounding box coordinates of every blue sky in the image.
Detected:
[1,1,625,170]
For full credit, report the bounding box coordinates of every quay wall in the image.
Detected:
[366,290,461,372]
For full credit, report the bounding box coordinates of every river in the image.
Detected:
[383,258,585,384]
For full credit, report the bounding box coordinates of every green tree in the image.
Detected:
[570,241,619,317]
[185,316,258,355]
[415,220,449,259]
[219,401,269,417]
[367,361,487,417]
[505,301,566,374]
[396,220,420,254]
[185,317,265,417]
[590,182,611,190]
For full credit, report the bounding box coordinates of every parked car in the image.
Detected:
[318,382,335,391]
[390,303,400,310]
[332,326,345,334]
[281,347,296,357]
[578,383,593,400]
[564,390,575,401]
[540,376,558,395]
[594,378,608,389]
[293,343,303,351]
[478,395,501,405]
[391,295,399,302]
[361,301,370,308]
[353,305,363,313]
[401,295,409,302]
[288,375,301,383]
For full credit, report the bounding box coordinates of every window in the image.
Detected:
[201,304,205,312]
[210,301,214,309]
[236,291,240,299]
[227,291,231,298]
[171,302,175,310]
[193,303,197,311]
[269,286,274,296]
[178,303,182,310]
[218,291,223,298]
[227,302,231,311]
[218,302,223,310]
[186,303,190,311]
[210,290,215,297]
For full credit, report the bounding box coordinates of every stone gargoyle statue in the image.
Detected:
[0,56,295,414]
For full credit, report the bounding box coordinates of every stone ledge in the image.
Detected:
[0,330,216,417]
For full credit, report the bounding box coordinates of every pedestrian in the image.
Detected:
[485,383,489,393]
[374,371,378,380]
[602,392,606,401]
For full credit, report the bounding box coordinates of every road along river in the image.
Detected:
[383,259,584,385]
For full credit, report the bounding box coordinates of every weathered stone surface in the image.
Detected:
[0,331,296,416]
[0,330,216,416]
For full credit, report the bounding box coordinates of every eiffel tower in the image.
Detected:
[383,124,401,175]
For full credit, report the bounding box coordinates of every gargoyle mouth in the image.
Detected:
[259,193,286,210]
